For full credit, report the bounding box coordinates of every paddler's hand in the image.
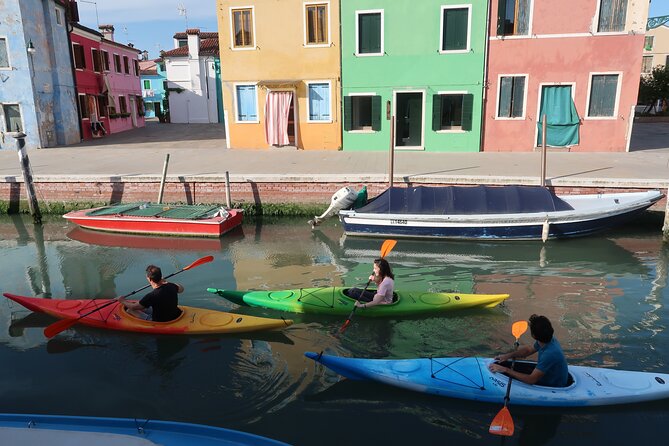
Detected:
[354,301,368,309]
[488,362,509,374]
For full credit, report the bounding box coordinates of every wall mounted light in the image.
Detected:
[27,40,36,54]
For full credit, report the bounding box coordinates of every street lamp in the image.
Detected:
[26,40,36,54]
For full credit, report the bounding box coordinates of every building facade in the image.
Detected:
[99,25,145,134]
[0,0,79,149]
[341,0,487,152]
[139,59,167,119]
[163,30,222,124]
[482,0,649,152]
[217,0,342,150]
[642,24,669,74]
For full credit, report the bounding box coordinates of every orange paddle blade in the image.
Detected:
[489,406,514,436]
[380,239,397,258]
[512,320,528,339]
[44,318,79,339]
[183,255,214,270]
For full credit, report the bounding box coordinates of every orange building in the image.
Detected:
[217,1,342,150]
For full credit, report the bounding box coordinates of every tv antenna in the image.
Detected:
[177,3,188,29]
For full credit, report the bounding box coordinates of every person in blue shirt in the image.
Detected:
[488,314,569,387]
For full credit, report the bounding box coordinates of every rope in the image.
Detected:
[429,356,486,391]
[134,418,151,434]
[296,287,335,309]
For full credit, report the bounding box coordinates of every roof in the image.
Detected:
[139,60,157,75]
[162,38,219,57]
[173,31,218,40]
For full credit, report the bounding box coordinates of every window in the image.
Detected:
[0,38,9,68]
[307,82,331,122]
[497,76,526,118]
[177,39,187,48]
[441,6,470,52]
[123,56,129,74]
[305,3,328,45]
[118,96,127,114]
[143,80,151,89]
[597,0,627,33]
[231,8,254,48]
[587,74,619,117]
[432,93,473,131]
[163,80,168,91]
[97,96,108,117]
[235,85,257,122]
[114,54,121,73]
[644,35,654,51]
[78,94,89,119]
[108,97,116,115]
[73,43,86,69]
[55,8,63,25]
[92,48,101,72]
[356,11,383,56]
[2,104,22,132]
[136,96,144,115]
[133,59,139,76]
[497,0,531,36]
[642,56,653,74]
[102,51,110,71]
[344,95,381,131]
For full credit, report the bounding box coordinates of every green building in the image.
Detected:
[341,0,487,152]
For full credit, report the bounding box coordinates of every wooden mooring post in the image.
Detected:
[540,114,547,187]
[13,132,41,224]
[225,171,231,208]
[663,187,669,241]
[157,153,170,204]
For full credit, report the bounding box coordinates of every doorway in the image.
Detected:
[395,92,424,148]
[265,90,296,147]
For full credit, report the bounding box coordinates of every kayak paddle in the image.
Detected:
[489,320,529,436]
[43,255,214,339]
[338,239,396,335]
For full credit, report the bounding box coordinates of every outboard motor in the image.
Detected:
[308,186,359,229]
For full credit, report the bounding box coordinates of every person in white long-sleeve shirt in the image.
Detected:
[353,258,395,309]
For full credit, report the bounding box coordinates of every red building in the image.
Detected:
[70,23,109,140]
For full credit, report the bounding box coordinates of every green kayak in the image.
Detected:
[207,287,509,317]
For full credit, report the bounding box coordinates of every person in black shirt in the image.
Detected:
[119,265,184,322]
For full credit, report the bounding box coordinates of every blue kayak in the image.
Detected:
[0,413,290,446]
[305,352,669,407]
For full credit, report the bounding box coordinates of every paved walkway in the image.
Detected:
[0,122,667,189]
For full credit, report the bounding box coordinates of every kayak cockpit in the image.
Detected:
[498,360,576,388]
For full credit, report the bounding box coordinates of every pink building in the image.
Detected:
[99,25,145,134]
[482,1,648,152]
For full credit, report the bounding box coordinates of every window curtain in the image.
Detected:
[537,86,579,147]
[265,91,292,146]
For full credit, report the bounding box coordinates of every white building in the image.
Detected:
[162,29,222,124]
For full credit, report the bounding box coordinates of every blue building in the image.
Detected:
[0,0,80,149]
[139,57,167,119]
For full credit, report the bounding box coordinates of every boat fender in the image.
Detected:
[308,186,359,229]
[541,218,550,243]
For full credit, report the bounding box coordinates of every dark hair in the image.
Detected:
[529,314,554,343]
[374,258,394,280]
[146,265,162,283]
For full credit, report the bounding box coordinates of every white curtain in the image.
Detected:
[265,91,292,146]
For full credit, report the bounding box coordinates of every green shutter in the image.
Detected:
[371,95,382,131]
[432,95,442,131]
[461,94,474,131]
[343,96,352,131]
[497,0,507,36]
[359,13,381,54]
[443,8,468,51]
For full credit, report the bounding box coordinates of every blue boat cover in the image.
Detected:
[355,186,573,215]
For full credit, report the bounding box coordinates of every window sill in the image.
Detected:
[235,120,260,124]
[495,116,526,121]
[307,119,333,124]
[348,129,376,134]
[231,46,257,51]
[305,43,331,48]
[583,116,617,121]
[438,49,470,54]
[355,52,383,57]
[436,129,466,133]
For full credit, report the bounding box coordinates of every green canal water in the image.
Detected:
[0,213,668,445]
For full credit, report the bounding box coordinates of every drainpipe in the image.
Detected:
[64,11,83,141]
[338,0,343,150]
[479,0,492,152]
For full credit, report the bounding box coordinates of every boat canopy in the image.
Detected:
[86,203,222,220]
[355,186,574,215]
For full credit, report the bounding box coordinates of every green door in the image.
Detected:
[396,92,423,147]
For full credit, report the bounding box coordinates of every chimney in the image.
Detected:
[99,24,115,41]
[186,28,200,59]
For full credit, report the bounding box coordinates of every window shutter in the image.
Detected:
[461,94,474,131]
[343,96,352,131]
[432,95,442,131]
[498,77,512,118]
[497,0,507,36]
[371,95,382,131]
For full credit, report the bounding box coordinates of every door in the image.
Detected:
[536,85,579,147]
[265,91,294,146]
[395,92,423,148]
[129,96,137,127]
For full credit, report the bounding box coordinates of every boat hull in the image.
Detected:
[0,413,289,445]
[64,207,243,238]
[340,190,663,240]
[207,287,509,317]
[305,353,669,407]
[4,294,292,335]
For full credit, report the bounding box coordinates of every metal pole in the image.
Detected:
[389,116,395,188]
[157,153,170,204]
[225,171,231,208]
[13,132,41,224]
[540,114,547,187]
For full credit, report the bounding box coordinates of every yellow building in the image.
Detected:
[217,1,341,150]
[642,24,669,75]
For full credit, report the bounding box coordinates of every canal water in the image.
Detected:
[0,213,667,445]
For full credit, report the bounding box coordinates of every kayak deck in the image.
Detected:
[4,293,292,335]
[208,287,509,317]
[305,352,669,407]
